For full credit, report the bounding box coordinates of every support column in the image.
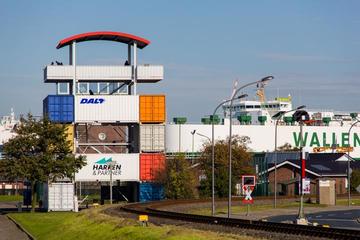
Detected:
[71,42,77,95]
[133,42,137,95]
[128,44,132,64]
[72,42,76,120]
[128,44,132,95]
[69,45,73,65]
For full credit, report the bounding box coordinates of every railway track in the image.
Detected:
[121,200,360,240]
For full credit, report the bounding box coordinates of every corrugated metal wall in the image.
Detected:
[140,124,165,152]
[43,183,74,211]
[139,182,164,202]
[139,95,166,123]
[140,153,165,181]
[43,95,74,123]
[64,124,74,153]
[75,95,139,122]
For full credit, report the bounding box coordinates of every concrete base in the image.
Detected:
[296,217,309,225]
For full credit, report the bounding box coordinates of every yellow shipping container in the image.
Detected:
[56,124,74,152]
[65,124,74,152]
[140,95,166,123]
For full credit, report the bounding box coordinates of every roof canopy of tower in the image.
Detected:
[56,31,150,49]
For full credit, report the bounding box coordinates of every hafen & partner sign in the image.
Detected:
[75,154,139,182]
[92,157,121,176]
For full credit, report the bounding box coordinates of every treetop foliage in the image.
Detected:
[199,135,254,198]
[157,153,197,199]
[0,114,86,183]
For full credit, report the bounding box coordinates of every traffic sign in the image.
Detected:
[242,175,256,187]
[242,185,254,204]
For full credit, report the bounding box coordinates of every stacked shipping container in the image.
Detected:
[139,182,164,202]
[43,95,74,123]
[140,153,165,180]
[139,95,166,201]
[140,124,165,152]
[139,95,166,123]
[64,124,74,153]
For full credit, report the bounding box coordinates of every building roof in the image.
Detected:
[265,153,360,177]
[308,153,346,161]
[265,152,302,164]
[56,31,150,49]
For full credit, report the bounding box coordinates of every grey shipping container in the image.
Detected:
[140,124,165,152]
[42,182,74,211]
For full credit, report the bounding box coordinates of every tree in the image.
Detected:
[157,153,197,199]
[0,114,86,211]
[351,169,360,193]
[198,135,253,198]
[277,143,300,151]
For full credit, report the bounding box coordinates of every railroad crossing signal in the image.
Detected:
[242,185,254,204]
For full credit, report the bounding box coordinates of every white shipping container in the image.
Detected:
[44,65,132,82]
[77,66,132,80]
[137,65,164,81]
[43,182,74,212]
[140,124,165,152]
[75,154,139,181]
[75,95,139,123]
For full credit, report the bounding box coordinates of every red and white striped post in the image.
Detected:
[297,118,307,224]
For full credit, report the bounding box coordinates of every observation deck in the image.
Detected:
[44,65,163,83]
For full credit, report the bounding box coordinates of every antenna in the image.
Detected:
[10,108,15,122]
[230,79,238,99]
[256,80,268,102]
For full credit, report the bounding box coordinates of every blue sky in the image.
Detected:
[0,1,359,122]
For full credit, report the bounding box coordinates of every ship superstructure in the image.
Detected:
[222,84,357,127]
[166,83,360,158]
[0,109,18,157]
[223,96,293,125]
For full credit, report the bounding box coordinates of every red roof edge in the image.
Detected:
[56,31,151,49]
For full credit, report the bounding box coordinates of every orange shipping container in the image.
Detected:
[140,95,166,123]
[140,153,166,181]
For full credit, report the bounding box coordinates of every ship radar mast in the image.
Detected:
[256,80,268,102]
[10,108,15,122]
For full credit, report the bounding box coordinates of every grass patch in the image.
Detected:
[9,206,260,240]
[336,198,360,206]
[190,201,327,215]
[0,194,22,202]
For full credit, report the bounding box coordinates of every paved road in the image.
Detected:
[266,209,360,230]
[0,202,29,240]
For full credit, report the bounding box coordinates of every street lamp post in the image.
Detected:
[191,130,196,164]
[179,124,181,152]
[292,110,309,224]
[227,76,274,218]
[210,94,248,216]
[108,160,117,205]
[272,105,305,208]
[347,119,360,206]
[196,132,211,142]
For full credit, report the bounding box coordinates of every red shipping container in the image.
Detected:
[140,153,166,181]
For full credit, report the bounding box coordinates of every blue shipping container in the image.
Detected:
[139,183,164,202]
[43,95,74,123]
